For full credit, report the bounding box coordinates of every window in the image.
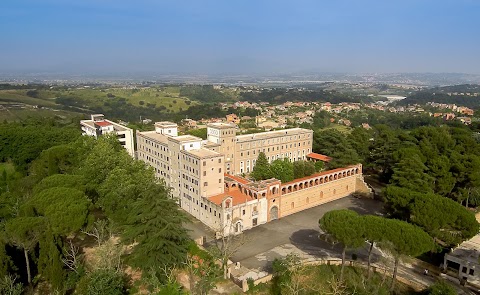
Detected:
[242,209,245,215]
[218,159,222,163]
[203,161,206,166]
[253,218,258,226]
[203,171,206,176]
[218,179,221,183]
[204,182,208,186]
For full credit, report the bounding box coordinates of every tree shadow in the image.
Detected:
[289,229,343,257]
[347,196,385,216]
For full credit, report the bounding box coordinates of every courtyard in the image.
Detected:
[229,196,383,271]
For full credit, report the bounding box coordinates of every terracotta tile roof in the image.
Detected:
[281,166,357,186]
[94,121,112,127]
[224,173,250,185]
[307,153,332,162]
[208,189,254,206]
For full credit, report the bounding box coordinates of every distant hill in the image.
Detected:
[398,84,480,109]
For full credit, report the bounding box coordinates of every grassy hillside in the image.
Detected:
[0,85,202,122]
[0,90,57,107]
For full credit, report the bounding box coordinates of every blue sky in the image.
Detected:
[1,0,479,74]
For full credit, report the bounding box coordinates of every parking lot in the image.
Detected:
[230,196,383,271]
[186,195,383,271]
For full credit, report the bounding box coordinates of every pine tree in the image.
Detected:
[122,182,190,272]
[319,210,365,281]
[38,230,65,291]
[390,154,434,193]
[251,152,271,181]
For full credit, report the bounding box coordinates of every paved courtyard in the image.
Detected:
[230,196,384,271]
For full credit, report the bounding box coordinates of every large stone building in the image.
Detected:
[137,121,371,235]
[80,114,135,157]
[203,123,313,175]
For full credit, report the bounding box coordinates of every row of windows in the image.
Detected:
[140,137,168,151]
[182,173,199,186]
[203,158,222,166]
[238,133,312,150]
[183,164,198,176]
[240,145,310,157]
[182,154,199,165]
[184,195,222,219]
[144,154,170,170]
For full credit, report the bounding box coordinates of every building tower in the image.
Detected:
[207,123,237,174]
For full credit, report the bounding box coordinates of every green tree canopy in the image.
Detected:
[390,154,434,193]
[319,210,365,280]
[23,187,92,235]
[122,182,190,271]
[314,129,361,169]
[270,159,294,183]
[250,152,271,181]
[4,217,47,284]
[384,186,479,246]
[33,174,85,195]
[382,218,433,290]
[76,269,127,295]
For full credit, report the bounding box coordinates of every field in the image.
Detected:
[48,86,197,111]
[0,90,58,107]
[106,86,197,111]
[0,86,198,122]
[320,124,352,134]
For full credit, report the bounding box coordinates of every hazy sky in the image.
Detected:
[1,0,479,74]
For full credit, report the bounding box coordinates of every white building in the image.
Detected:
[80,114,135,157]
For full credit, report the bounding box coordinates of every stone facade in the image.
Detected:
[136,121,371,236]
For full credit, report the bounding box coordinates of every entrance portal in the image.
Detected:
[270,206,279,220]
